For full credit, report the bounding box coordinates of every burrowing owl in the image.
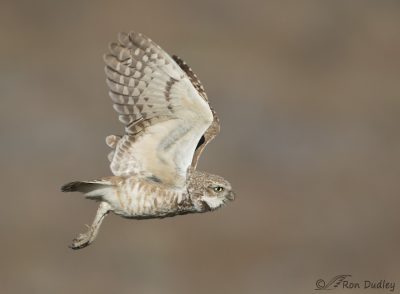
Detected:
[62,32,235,249]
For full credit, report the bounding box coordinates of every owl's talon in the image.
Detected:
[70,231,92,249]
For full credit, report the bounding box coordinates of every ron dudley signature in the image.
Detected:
[315,275,396,292]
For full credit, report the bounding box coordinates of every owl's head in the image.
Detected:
[187,170,235,212]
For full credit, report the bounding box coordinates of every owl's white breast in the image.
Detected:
[105,177,187,218]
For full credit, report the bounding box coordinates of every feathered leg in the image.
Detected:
[70,201,111,250]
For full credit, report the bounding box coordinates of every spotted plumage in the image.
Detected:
[62,32,234,249]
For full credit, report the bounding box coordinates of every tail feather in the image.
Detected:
[61,181,86,192]
[61,180,113,200]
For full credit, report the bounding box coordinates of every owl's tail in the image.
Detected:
[61,180,114,200]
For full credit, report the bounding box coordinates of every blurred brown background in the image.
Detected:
[1,0,400,293]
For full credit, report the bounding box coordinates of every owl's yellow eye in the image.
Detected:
[213,186,224,192]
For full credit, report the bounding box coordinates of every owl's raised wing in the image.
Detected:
[171,55,221,169]
[104,32,213,187]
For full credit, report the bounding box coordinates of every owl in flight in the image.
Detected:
[62,32,235,249]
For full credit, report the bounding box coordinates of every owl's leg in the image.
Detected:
[70,201,111,250]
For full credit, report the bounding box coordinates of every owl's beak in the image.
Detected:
[227,191,236,201]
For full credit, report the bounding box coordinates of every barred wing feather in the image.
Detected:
[104,32,213,187]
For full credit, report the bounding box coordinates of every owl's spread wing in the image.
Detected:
[172,55,221,169]
[104,32,213,187]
